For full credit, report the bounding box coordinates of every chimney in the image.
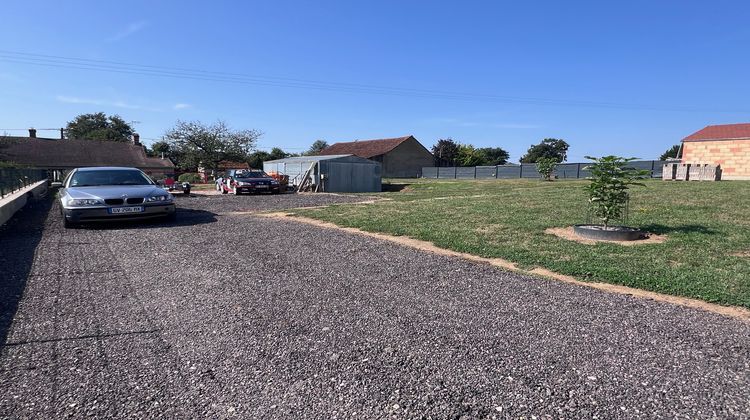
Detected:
[132,133,140,145]
[29,128,37,138]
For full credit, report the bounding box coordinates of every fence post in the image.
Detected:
[576,163,581,178]
[519,165,523,178]
[495,166,499,179]
[474,166,477,179]
[651,160,655,178]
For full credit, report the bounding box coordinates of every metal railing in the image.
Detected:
[0,168,47,199]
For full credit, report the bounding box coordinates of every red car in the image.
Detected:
[220,169,281,195]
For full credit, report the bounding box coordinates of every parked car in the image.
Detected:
[56,167,176,228]
[220,169,281,195]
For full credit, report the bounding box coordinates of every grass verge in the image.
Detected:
[291,179,750,308]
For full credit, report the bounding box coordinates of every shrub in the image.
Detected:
[178,173,201,183]
[535,157,557,181]
[584,156,650,229]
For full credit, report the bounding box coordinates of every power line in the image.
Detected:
[0,49,745,113]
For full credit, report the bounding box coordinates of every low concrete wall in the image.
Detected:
[0,180,48,227]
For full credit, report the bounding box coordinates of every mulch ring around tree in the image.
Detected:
[545,226,667,246]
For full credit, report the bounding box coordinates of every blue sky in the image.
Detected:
[1,0,749,162]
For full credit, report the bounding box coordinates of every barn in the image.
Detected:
[319,135,433,178]
[263,155,381,193]
[681,123,750,180]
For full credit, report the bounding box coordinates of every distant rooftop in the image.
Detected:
[683,123,750,142]
[319,136,415,158]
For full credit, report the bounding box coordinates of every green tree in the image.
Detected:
[164,120,262,172]
[431,138,460,166]
[519,138,569,163]
[268,147,290,160]
[535,157,558,181]
[476,147,510,165]
[456,144,486,166]
[304,140,328,156]
[65,112,135,141]
[584,156,650,229]
[247,151,271,169]
[660,144,681,161]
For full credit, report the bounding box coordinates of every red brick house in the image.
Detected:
[319,135,433,178]
[682,123,750,180]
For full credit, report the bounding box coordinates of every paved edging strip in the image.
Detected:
[257,211,750,322]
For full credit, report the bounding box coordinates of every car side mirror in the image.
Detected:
[50,181,63,188]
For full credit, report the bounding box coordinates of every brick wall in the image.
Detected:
[682,138,750,180]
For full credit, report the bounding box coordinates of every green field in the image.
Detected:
[292,179,750,308]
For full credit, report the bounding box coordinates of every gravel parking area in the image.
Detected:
[1,195,749,418]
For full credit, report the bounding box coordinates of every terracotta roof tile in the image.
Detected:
[319,136,414,158]
[683,123,750,142]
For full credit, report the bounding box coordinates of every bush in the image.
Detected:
[584,156,650,229]
[535,157,557,181]
[178,173,201,183]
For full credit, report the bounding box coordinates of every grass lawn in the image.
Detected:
[291,179,750,308]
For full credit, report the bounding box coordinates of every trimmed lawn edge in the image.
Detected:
[258,211,750,322]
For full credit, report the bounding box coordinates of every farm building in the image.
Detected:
[682,123,750,180]
[319,135,433,178]
[264,155,381,193]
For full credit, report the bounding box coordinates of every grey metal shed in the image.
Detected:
[264,154,381,193]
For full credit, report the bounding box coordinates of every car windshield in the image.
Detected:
[235,171,267,179]
[69,170,154,187]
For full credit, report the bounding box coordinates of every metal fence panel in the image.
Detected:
[0,168,47,198]
[455,167,476,179]
[475,166,496,178]
[520,164,540,179]
[422,167,438,179]
[422,160,666,180]
[496,165,521,179]
[437,167,457,179]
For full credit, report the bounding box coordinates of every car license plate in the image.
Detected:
[109,206,144,214]
[256,185,268,189]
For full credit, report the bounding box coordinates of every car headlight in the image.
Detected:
[145,194,173,202]
[237,181,249,186]
[67,198,103,206]
[270,180,279,185]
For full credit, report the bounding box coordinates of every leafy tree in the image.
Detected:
[455,144,486,166]
[268,147,290,161]
[149,140,171,156]
[476,147,509,165]
[164,120,262,172]
[431,138,460,166]
[584,156,650,229]
[535,157,557,181]
[660,144,681,161]
[247,151,271,169]
[65,112,135,141]
[304,140,328,156]
[177,173,201,183]
[519,138,569,163]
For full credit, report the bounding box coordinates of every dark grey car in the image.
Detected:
[57,167,176,228]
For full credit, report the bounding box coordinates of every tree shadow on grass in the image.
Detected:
[640,223,718,235]
[0,197,50,347]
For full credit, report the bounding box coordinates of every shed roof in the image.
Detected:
[0,136,174,169]
[264,154,377,164]
[683,123,750,142]
[319,136,415,158]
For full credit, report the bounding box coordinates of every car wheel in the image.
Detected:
[221,187,228,194]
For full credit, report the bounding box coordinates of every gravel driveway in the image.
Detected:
[1,194,749,418]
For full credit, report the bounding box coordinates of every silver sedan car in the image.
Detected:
[57,167,176,228]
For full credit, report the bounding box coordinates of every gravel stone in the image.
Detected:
[1,195,749,419]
